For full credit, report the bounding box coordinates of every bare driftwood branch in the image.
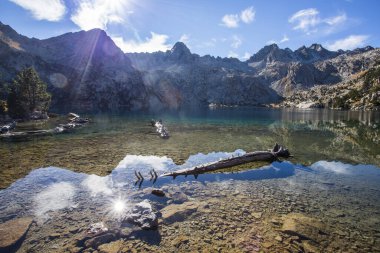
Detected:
[161,143,291,178]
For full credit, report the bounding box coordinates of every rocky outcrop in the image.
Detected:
[0,21,379,111]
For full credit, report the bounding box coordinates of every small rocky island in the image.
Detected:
[0,68,89,140]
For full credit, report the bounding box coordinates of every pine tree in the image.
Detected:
[7,67,51,119]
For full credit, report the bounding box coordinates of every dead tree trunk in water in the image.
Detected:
[161,143,290,178]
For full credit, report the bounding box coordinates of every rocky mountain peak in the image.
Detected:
[171,42,190,53]
[350,45,375,54]
[295,43,336,62]
[248,43,293,63]
[168,41,193,62]
[309,43,324,51]
[37,27,130,72]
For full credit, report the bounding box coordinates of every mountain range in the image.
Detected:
[0,21,379,111]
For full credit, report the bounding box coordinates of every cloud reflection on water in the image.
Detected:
[2,151,379,224]
[81,174,113,197]
[33,182,76,220]
[311,161,351,174]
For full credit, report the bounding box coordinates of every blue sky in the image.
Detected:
[0,0,379,59]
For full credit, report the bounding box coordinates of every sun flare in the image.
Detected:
[113,199,125,213]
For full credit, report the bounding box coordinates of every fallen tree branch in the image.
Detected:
[161,143,291,179]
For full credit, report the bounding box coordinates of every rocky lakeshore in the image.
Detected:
[1,160,379,253]
[0,108,379,252]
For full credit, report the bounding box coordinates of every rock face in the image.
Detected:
[281,62,380,110]
[1,21,379,111]
[0,217,33,252]
[0,22,145,112]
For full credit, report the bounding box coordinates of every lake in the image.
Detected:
[0,107,379,252]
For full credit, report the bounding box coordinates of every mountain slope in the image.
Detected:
[281,61,380,110]
[0,21,379,111]
[0,22,147,111]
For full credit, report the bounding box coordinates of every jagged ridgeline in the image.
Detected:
[0,21,379,112]
[282,60,380,110]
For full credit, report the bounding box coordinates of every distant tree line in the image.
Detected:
[0,67,51,120]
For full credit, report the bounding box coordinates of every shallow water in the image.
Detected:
[0,107,380,252]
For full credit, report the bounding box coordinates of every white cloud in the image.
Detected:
[326,35,369,51]
[228,51,239,58]
[10,0,66,21]
[231,35,242,49]
[324,13,347,26]
[267,35,289,45]
[221,6,256,28]
[221,14,240,28]
[179,34,190,44]
[112,32,172,53]
[71,0,131,30]
[241,6,255,24]
[280,34,290,43]
[289,8,320,33]
[289,8,348,35]
[242,52,251,60]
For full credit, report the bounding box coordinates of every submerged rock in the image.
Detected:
[84,232,117,249]
[280,213,328,241]
[123,200,158,230]
[168,190,188,204]
[0,121,16,134]
[0,217,33,251]
[151,189,165,197]
[160,201,200,224]
[87,222,108,235]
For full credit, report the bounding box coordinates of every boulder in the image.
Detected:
[123,200,158,230]
[0,217,33,251]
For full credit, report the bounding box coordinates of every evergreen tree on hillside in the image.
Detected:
[7,67,51,119]
[0,80,8,116]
